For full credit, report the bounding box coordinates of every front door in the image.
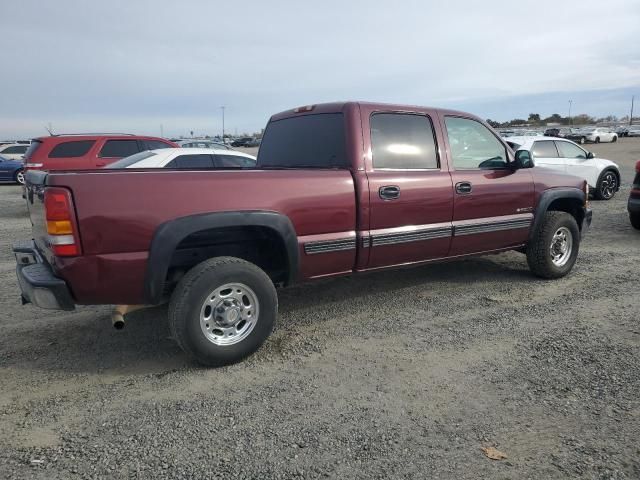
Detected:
[364,109,454,269]
[530,139,566,174]
[441,115,535,256]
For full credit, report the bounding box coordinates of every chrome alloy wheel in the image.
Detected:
[16,170,25,184]
[550,226,573,267]
[200,283,259,346]
[600,172,617,199]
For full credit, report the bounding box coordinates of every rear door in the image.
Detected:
[363,108,454,268]
[530,139,565,174]
[555,140,600,186]
[442,115,534,256]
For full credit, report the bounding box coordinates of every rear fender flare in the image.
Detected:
[144,211,298,304]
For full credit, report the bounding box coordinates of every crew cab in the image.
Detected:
[15,102,592,366]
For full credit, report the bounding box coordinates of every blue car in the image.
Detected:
[0,154,24,184]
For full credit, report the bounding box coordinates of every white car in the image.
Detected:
[505,136,621,200]
[0,143,29,160]
[107,148,256,169]
[176,139,232,150]
[568,127,618,144]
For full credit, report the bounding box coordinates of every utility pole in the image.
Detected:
[221,106,225,140]
[630,96,635,126]
[568,100,572,125]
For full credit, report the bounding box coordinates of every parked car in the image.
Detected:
[566,127,617,144]
[505,136,620,200]
[0,143,29,160]
[544,127,572,138]
[615,126,629,137]
[15,101,592,366]
[231,137,254,147]
[22,134,177,172]
[629,160,640,230]
[176,139,232,150]
[627,127,640,137]
[0,154,25,184]
[246,138,262,147]
[107,148,256,169]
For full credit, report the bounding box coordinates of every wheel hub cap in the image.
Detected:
[550,227,573,267]
[200,283,259,346]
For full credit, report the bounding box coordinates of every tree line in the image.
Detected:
[486,113,637,129]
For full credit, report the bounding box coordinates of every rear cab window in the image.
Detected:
[257,113,347,168]
[48,140,95,158]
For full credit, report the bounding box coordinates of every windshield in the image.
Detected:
[257,113,348,168]
[107,150,157,168]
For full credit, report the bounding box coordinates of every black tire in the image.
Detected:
[612,135,617,143]
[594,169,618,200]
[526,212,580,279]
[14,169,25,185]
[631,213,640,230]
[168,256,277,366]
[595,137,600,144]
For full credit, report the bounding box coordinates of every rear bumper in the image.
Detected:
[582,207,593,239]
[13,240,75,311]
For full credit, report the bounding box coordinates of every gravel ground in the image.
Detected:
[1,139,639,479]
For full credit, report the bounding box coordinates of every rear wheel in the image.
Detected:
[14,169,25,185]
[595,170,618,200]
[580,137,586,144]
[612,135,617,143]
[168,256,277,366]
[595,137,600,143]
[526,212,580,279]
[631,213,640,230]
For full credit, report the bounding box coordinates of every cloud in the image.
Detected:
[2,0,639,137]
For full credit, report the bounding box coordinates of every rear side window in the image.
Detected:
[258,113,347,168]
[370,113,438,169]
[215,154,256,167]
[99,140,140,158]
[24,140,42,159]
[166,154,214,169]
[143,140,172,150]
[49,140,95,158]
[531,141,559,158]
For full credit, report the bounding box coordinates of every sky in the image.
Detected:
[1,0,639,139]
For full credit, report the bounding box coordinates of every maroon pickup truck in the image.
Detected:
[15,102,592,366]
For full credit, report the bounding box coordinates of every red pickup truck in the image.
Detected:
[15,102,592,366]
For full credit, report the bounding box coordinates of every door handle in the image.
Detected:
[455,182,472,195]
[379,185,400,200]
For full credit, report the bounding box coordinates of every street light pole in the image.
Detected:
[221,106,225,141]
[630,96,635,126]
[568,100,572,125]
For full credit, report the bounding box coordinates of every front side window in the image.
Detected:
[99,139,141,158]
[555,141,587,159]
[166,154,214,169]
[444,117,508,169]
[49,140,95,158]
[531,140,559,158]
[215,154,256,167]
[144,140,172,150]
[370,113,438,169]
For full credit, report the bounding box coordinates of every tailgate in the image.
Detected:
[24,170,54,261]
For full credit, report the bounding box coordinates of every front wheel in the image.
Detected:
[580,137,586,144]
[631,213,640,230]
[14,169,25,185]
[612,135,617,143]
[595,170,618,200]
[595,137,600,143]
[168,256,277,366]
[526,212,580,279]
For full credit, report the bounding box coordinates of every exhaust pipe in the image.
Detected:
[111,305,148,330]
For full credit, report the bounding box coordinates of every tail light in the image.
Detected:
[44,187,81,256]
[24,163,44,169]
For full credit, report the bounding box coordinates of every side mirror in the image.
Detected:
[514,150,534,169]
[586,151,594,159]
